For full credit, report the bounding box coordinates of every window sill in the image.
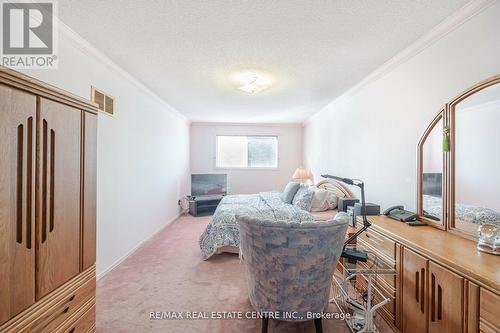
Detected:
[214,167,279,171]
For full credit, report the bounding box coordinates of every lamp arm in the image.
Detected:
[342,181,371,251]
[321,174,372,249]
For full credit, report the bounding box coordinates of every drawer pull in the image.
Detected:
[365,232,384,246]
[437,285,442,321]
[26,117,33,249]
[420,268,425,314]
[431,273,436,322]
[415,271,419,302]
[16,123,23,245]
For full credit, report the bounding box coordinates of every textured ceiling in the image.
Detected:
[58,0,470,123]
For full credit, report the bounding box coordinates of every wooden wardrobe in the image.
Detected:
[0,67,97,333]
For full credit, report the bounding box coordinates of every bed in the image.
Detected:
[423,194,500,226]
[199,180,351,260]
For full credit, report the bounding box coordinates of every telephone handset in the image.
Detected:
[383,205,417,222]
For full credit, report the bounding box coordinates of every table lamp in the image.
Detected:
[293,167,313,185]
[321,174,371,262]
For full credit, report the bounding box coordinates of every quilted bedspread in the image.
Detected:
[199,192,313,260]
[424,194,500,226]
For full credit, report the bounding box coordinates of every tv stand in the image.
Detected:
[189,195,224,216]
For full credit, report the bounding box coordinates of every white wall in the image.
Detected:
[304,2,500,211]
[455,101,500,212]
[190,123,303,194]
[20,27,190,277]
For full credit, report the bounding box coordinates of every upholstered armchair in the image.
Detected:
[238,213,349,333]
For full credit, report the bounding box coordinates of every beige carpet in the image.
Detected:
[96,214,392,332]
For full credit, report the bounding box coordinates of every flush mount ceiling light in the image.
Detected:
[232,71,273,94]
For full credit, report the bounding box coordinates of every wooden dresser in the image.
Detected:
[0,67,97,333]
[354,215,500,333]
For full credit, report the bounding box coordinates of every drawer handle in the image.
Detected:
[32,298,74,331]
[365,232,384,244]
[16,123,24,245]
[431,273,436,322]
[437,285,442,321]
[42,120,48,243]
[420,268,425,314]
[415,271,419,302]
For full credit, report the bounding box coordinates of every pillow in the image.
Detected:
[310,188,338,212]
[292,185,315,211]
[280,182,300,204]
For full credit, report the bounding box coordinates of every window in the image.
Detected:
[216,135,278,169]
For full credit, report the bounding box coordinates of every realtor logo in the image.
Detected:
[1,0,58,68]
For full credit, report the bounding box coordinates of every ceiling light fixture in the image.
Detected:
[232,71,273,94]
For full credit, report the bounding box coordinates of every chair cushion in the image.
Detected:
[280,182,300,204]
[237,214,348,322]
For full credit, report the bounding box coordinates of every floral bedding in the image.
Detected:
[423,194,500,226]
[199,192,314,260]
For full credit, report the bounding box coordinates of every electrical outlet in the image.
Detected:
[178,200,181,206]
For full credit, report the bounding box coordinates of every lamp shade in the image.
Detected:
[292,167,310,180]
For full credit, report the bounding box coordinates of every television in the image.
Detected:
[191,174,227,197]
[423,173,442,197]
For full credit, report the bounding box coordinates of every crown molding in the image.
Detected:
[56,19,190,124]
[304,0,497,126]
[191,121,303,128]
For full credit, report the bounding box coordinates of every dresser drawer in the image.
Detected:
[358,229,395,261]
[0,267,95,333]
[480,288,500,333]
[357,255,396,290]
[55,300,95,333]
[356,275,395,324]
[37,277,95,333]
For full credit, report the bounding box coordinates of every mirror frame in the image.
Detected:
[417,74,500,240]
[417,109,447,230]
[448,74,500,240]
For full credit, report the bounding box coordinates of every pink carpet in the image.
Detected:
[96,215,392,332]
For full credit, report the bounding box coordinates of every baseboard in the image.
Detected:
[96,214,180,280]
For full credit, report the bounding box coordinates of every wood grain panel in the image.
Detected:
[358,228,396,261]
[36,98,81,299]
[54,300,95,333]
[480,288,500,333]
[428,261,464,333]
[358,238,396,288]
[358,215,500,292]
[0,265,95,333]
[402,247,428,333]
[0,84,36,324]
[0,66,98,115]
[466,282,479,333]
[81,113,97,270]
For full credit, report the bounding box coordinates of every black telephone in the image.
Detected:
[383,205,417,222]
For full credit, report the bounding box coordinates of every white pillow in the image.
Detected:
[310,188,338,212]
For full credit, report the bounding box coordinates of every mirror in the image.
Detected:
[452,82,500,235]
[418,112,444,226]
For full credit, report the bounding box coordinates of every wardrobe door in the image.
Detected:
[0,85,36,324]
[428,261,464,333]
[82,112,97,270]
[402,248,428,333]
[36,98,81,299]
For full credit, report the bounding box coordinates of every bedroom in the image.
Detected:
[0,1,499,333]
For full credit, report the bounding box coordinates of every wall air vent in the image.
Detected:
[91,86,114,116]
